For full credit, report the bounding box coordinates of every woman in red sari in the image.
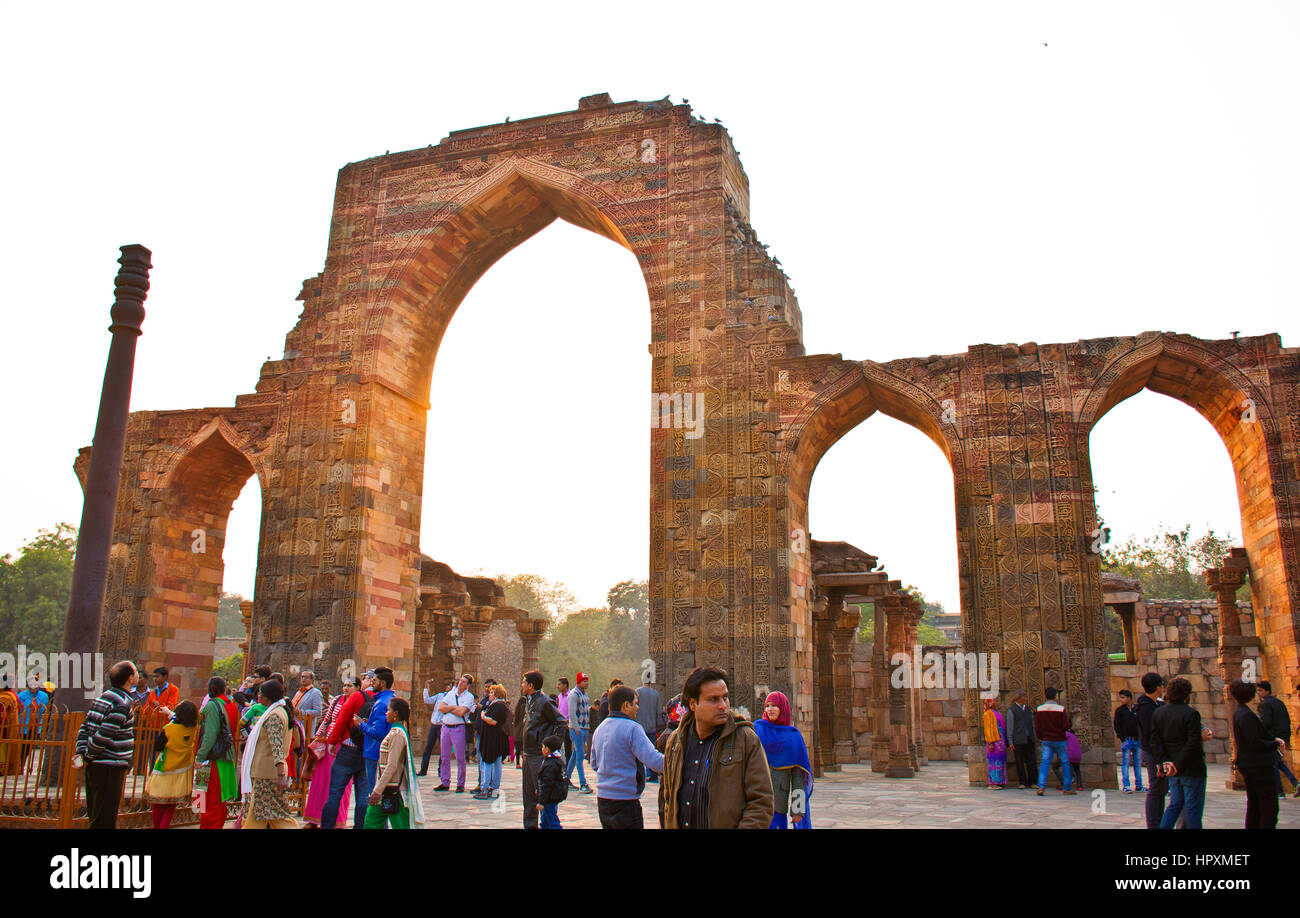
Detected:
[302,677,356,827]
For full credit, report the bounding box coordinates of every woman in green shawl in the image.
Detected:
[196,676,241,828]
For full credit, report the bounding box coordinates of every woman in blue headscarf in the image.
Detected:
[754,691,813,829]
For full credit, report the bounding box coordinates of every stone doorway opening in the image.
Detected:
[147,421,261,699]
[1079,345,1293,718]
[791,378,964,780]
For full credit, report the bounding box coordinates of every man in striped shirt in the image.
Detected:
[74,661,138,829]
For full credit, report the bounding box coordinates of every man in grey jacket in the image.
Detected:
[1006,692,1037,789]
[634,674,663,783]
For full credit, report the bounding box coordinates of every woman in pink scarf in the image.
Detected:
[754,691,813,829]
[302,678,356,827]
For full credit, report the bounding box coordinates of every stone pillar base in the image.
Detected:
[870,749,888,773]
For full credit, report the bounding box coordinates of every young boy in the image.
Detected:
[536,733,569,829]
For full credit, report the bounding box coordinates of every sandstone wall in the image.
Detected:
[1108,598,1258,764]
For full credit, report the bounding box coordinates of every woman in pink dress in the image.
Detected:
[302,678,356,827]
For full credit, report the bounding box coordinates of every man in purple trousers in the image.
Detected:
[434,674,476,792]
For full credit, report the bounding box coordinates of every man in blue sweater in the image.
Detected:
[354,666,395,811]
[590,684,666,829]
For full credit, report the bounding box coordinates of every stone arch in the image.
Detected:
[140,423,261,700]
[787,362,960,484]
[782,361,968,769]
[155,416,267,491]
[297,136,689,688]
[363,156,662,405]
[1076,334,1297,690]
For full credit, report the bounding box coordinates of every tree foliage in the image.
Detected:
[217,592,246,638]
[606,579,648,625]
[0,524,76,652]
[1103,606,1127,656]
[536,579,649,696]
[212,652,244,686]
[1101,523,1241,600]
[498,573,578,620]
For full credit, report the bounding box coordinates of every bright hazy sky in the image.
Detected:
[3,3,1296,615]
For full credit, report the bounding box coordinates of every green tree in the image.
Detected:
[1103,606,1127,658]
[537,579,649,696]
[217,592,246,638]
[0,524,76,652]
[212,652,244,685]
[1101,523,1242,600]
[607,579,648,625]
[498,573,578,620]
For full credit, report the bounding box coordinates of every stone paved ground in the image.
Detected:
[413,759,1300,829]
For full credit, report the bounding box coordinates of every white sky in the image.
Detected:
[2,2,1295,615]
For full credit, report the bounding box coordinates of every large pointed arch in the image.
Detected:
[125,419,263,700]
[1076,333,1297,689]
[364,157,664,405]
[154,416,266,491]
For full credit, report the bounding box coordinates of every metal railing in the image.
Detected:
[0,695,320,829]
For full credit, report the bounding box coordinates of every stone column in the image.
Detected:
[811,593,839,775]
[515,618,549,676]
[832,605,861,765]
[1208,557,1253,790]
[870,595,894,773]
[884,594,915,778]
[239,600,254,681]
[904,597,927,767]
[459,608,494,682]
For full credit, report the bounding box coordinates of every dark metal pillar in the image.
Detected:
[54,244,151,712]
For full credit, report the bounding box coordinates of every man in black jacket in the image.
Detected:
[1151,677,1209,829]
[1134,672,1166,828]
[520,670,567,829]
[1006,692,1037,789]
[1231,679,1288,828]
[1256,681,1300,798]
[1114,689,1144,794]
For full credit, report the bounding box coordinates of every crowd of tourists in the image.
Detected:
[43,656,1300,829]
[985,674,1297,829]
[0,674,56,774]
[62,658,814,829]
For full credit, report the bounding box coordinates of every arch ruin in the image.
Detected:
[77,94,1300,785]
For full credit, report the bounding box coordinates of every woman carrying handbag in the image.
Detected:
[364,697,426,829]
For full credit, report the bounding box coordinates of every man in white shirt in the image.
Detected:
[435,674,476,792]
[419,679,453,777]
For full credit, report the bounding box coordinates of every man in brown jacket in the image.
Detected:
[658,666,774,829]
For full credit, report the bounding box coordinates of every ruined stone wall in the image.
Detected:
[780,332,1300,786]
[853,640,970,764]
[73,97,1300,786]
[852,641,872,755]
[74,411,274,703]
[1108,598,1258,764]
[480,618,524,699]
[919,689,970,763]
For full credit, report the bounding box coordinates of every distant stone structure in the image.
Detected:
[409,556,543,751]
[847,566,1263,778]
[73,95,1299,787]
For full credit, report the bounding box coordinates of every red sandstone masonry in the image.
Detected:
[74,98,1299,787]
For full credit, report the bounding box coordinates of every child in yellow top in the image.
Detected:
[147,700,198,828]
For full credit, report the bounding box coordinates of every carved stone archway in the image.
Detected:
[77,97,1299,782]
